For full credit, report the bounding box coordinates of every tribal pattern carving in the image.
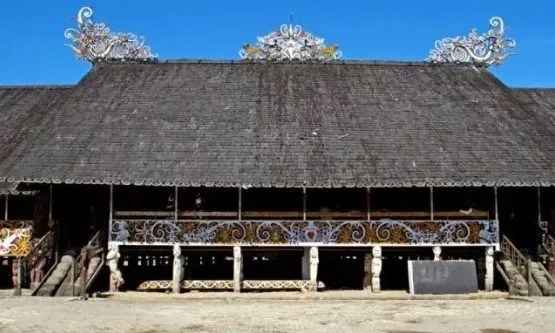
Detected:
[240,24,341,61]
[137,279,315,290]
[0,221,33,257]
[427,17,516,66]
[111,219,498,246]
[64,7,156,63]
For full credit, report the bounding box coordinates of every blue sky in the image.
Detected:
[0,1,553,87]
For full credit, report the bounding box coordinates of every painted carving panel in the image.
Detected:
[111,219,498,246]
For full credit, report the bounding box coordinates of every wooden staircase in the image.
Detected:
[497,235,555,296]
[33,231,105,297]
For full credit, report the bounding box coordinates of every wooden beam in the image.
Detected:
[494,186,499,221]
[109,185,113,242]
[48,184,53,225]
[3,195,7,221]
[303,187,307,222]
[174,186,179,221]
[367,188,371,222]
[238,187,242,222]
[537,186,542,223]
[430,187,434,221]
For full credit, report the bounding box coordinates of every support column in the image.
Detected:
[371,246,382,292]
[433,246,442,261]
[107,243,124,292]
[301,248,310,280]
[485,246,494,292]
[363,252,372,290]
[309,247,319,291]
[172,244,183,294]
[12,258,22,296]
[233,246,242,293]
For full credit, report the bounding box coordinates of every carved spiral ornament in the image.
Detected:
[240,24,342,61]
[64,7,156,63]
[427,17,516,66]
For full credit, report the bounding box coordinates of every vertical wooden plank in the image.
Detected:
[430,186,434,221]
[3,195,7,221]
[174,186,179,221]
[494,186,499,221]
[238,187,242,221]
[12,258,22,296]
[109,185,113,241]
[303,187,307,221]
[366,188,371,222]
[363,253,372,290]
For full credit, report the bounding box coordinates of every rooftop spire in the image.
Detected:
[64,7,156,63]
[240,24,341,61]
[427,17,516,67]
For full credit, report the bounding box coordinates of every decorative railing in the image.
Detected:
[27,231,55,290]
[111,219,499,246]
[0,220,33,257]
[543,234,555,258]
[501,235,529,278]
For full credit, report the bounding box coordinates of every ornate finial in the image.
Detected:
[239,24,341,61]
[64,7,156,63]
[427,17,516,67]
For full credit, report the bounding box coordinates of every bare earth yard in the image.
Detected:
[0,292,554,333]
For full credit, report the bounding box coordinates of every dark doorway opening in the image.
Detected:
[318,249,365,290]
[242,248,302,280]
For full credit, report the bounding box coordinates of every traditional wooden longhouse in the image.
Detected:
[1,8,554,296]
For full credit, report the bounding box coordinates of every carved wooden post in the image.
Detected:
[12,258,22,296]
[433,246,442,261]
[172,244,183,294]
[371,246,382,292]
[363,252,372,290]
[485,246,494,292]
[106,243,124,292]
[233,246,242,293]
[309,247,319,291]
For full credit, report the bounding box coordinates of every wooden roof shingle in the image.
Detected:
[0,61,553,187]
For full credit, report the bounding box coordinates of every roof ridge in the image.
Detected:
[93,58,480,67]
[0,84,73,89]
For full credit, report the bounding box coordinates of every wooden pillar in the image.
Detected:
[238,187,242,221]
[3,195,7,221]
[109,185,113,242]
[301,247,309,280]
[233,246,242,293]
[363,252,372,290]
[366,188,371,222]
[302,187,307,221]
[107,243,123,292]
[433,246,442,261]
[174,186,179,221]
[430,186,434,221]
[12,258,22,296]
[172,244,183,294]
[485,246,494,292]
[309,246,319,291]
[371,246,382,292]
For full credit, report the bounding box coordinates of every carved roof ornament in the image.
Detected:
[427,17,516,67]
[240,24,341,61]
[64,7,156,63]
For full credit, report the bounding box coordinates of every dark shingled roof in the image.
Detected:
[0,61,553,187]
[512,88,555,117]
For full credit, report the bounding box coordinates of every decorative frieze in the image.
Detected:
[137,279,316,291]
[427,17,516,66]
[111,219,499,246]
[0,220,33,257]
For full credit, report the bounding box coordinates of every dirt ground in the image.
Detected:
[0,292,554,333]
